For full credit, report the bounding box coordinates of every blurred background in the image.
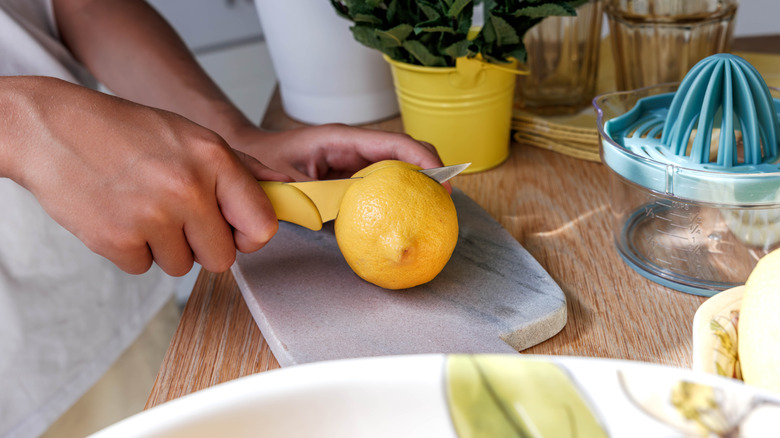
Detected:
[147,0,776,119]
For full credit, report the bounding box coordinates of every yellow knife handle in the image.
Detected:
[258,181,323,231]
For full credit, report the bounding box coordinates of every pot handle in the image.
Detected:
[486,60,530,76]
[452,57,529,88]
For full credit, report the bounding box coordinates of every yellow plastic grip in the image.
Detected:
[258,181,323,231]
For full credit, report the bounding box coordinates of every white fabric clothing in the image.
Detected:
[0,1,176,437]
[0,0,95,86]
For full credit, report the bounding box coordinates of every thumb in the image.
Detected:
[216,162,279,254]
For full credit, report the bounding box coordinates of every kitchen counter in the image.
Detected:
[146,35,780,409]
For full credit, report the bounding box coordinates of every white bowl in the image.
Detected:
[90,354,780,437]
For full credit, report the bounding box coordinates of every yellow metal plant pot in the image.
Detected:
[384,55,524,173]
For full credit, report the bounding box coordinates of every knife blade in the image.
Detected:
[259,163,470,231]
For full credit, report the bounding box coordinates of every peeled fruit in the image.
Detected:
[738,248,780,392]
[335,160,458,290]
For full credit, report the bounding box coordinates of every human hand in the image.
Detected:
[228,123,452,192]
[1,77,286,276]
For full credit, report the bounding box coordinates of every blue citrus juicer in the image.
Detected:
[595,54,780,296]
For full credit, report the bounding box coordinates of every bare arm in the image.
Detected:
[0,76,282,276]
[52,0,256,142]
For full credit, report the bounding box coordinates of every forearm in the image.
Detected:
[0,77,32,185]
[0,75,279,275]
[0,76,68,188]
[52,0,257,144]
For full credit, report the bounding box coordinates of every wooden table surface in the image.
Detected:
[146,35,780,409]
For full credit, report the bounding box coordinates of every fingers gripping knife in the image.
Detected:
[258,163,470,231]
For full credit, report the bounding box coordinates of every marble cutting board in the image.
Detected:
[232,188,566,366]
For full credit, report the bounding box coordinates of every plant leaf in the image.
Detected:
[485,14,520,46]
[446,0,472,18]
[350,25,386,51]
[402,39,448,66]
[505,46,528,63]
[330,0,351,20]
[352,12,385,25]
[513,3,577,18]
[442,39,470,60]
[414,25,458,34]
[418,2,442,21]
[376,24,415,47]
[333,0,588,65]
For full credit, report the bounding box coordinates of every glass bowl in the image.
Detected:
[594,84,780,296]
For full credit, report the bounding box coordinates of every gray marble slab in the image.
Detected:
[232,188,566,366]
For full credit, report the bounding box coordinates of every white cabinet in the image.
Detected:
[734,1,779,37]
[146,0,263,52]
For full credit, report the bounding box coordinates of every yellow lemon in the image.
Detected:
[739,248,780,392]
[335,160,458,290]
[350,159,420,178]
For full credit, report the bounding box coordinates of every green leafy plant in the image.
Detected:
[331,0,588,67]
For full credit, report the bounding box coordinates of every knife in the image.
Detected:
[259,163,470,231]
